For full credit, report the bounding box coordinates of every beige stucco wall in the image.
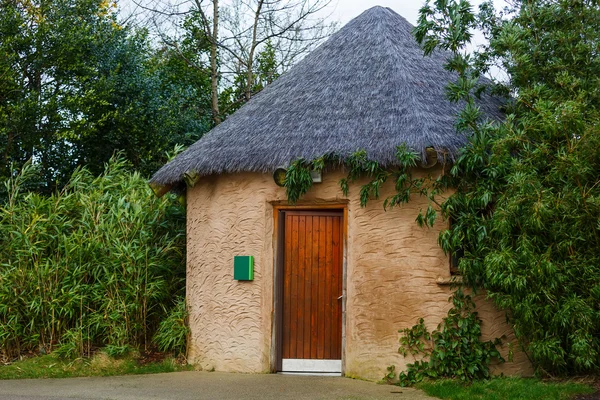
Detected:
[186,169,532,379]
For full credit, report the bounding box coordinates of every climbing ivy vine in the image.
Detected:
[284,145,446,213]
[387,290,505,386]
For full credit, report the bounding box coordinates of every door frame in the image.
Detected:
[271,203,348,374]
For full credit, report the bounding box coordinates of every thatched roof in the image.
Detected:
[151,6,503,186]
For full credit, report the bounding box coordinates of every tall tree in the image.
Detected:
[219,39,281,115]
[135,0,336,124]
[0,0,212,191]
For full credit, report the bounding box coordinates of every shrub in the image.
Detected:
[0,157,186,358]
[415,0,600,375]
[153,297,189,356]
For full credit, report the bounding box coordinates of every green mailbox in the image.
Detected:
[233,256,254,281]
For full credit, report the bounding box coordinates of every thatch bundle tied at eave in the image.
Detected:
[150,6,504,187]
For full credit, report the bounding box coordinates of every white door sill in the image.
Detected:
[281,358,342,373]
[278,372,342,377]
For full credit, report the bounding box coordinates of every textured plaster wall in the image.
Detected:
[186,169,532,379]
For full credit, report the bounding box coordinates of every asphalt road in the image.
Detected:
[0,371,435,400]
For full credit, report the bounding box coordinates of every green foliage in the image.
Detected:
[256,40,281,86]
[0,353,192,380]
[103,344,135,359]
[388,290,503,386]
[417,377,594,400]
[0,0,211,192]
[153,297,189,356]
[284,158,316,204]
[416,0,600,375]
[340,150,389,206]
[0,156,186,358]
[219,40,282,115]
[286,145,444,221]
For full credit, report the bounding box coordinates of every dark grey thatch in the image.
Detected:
[151,6,503,186]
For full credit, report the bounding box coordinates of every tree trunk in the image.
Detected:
[210,0,221,125]
[245,0,264,102]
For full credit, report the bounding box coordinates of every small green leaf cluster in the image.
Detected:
[284,158,316,204]
[340,149,390,207]
[388,289,503,386]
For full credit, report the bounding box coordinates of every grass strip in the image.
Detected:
[0,353,192,380]
[417,377,594,400]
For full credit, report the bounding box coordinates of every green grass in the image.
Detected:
[417,377,595,400]
[0,353,193,380]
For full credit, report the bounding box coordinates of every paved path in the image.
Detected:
[0,371,435,400]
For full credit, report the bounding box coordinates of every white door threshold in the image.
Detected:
[281,359,341,374]
[278,372,342,377]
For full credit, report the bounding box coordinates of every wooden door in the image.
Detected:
[280,210,343,369]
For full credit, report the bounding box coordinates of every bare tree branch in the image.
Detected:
[124,0,338,123]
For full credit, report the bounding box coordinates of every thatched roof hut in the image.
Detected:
[150,6,503,187]
[154,7,531,379]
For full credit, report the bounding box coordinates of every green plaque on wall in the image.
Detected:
[233,256,254,281]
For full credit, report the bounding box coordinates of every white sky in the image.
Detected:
[320,0,507,25]
[322,0,426,25]
[121,0,508,29]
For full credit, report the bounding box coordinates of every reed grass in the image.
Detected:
[0,157,186,359]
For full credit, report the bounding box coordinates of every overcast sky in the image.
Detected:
[122,0,508,28]
[320,0,423,25]
[317,0,507,26]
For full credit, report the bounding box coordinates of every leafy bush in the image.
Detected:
[103,344,135,359]
[0,157,186,358]
[153,297,189,356]
[414,0,600,375]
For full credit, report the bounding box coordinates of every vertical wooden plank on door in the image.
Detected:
[310,216,320,359]
[282,214,292,359]
[303,216,313,359]
[331,216,341,359]
[323,216,333,359]
[289,215,299,358]
[296,216,306,357]
[317,216,326,359]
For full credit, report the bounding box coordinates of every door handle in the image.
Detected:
[337,295,343,300]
